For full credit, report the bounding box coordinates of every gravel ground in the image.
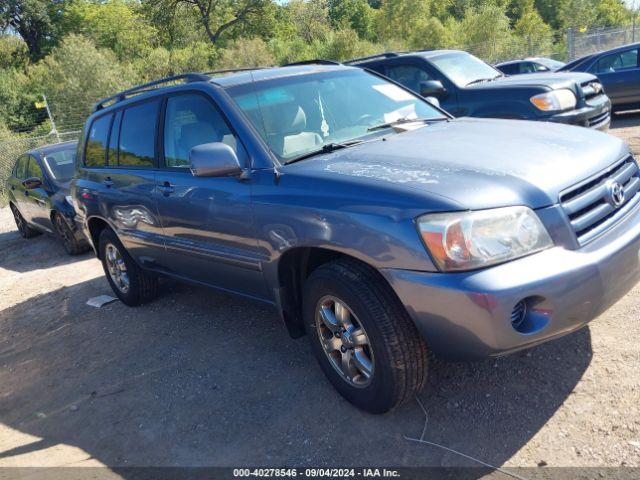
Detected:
[0,115,639,476]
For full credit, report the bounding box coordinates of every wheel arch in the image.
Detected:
[275,246,398,339]
[86,216,112,259]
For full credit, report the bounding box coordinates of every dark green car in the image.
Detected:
[6,141,89,255]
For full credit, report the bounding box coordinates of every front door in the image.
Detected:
[154,92,268,300]
[593,48,640,107]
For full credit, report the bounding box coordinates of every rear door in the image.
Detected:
[81,101,165,266]
[592,48,640,107]
[8,156,28,216]
[154,91,268,299]
[24,156,53,232]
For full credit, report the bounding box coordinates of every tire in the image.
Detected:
[98,228,158,306]
[303,258,428,414]
[53,212,87,256]
[10,203,40,239]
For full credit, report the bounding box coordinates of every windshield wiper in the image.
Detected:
[466,74,503,87]
[367,117,446,132]
[285,140,365,164]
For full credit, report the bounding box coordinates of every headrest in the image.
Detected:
[180,121,219,148]
[260,104,307,136]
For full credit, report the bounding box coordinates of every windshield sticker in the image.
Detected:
[373,84,415,102]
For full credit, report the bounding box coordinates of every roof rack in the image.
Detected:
[203,66,270,76]
[344,52,399,65]
[283,59,342,67]
[93,73,210,112]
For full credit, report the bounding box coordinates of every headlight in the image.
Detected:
[65,195,73,206]
[417,206,553,272]
[530,89,576,112]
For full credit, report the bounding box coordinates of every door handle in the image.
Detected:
[157,181,175,196]
[103,177,114,188]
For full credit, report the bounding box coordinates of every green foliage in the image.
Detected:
[0,35,30,70]
[27,34,135,129]
[217,37,276,68]
[58,0,158,61]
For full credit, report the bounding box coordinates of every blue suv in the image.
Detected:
[73,65,640,413]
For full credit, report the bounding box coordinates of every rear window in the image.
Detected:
[44,148,76,182]
[119,100,159,168]
[85,114,112,167]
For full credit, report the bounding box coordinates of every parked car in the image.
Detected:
[73,65,640,413]
[349,50,611,130]
[559,43,640,112]
[7,141,88,255]
[495,57,566,75]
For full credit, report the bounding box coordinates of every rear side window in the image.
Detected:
[107,111,122,166]
[119,100,160,168]
[163,94,236,168]
[85,114,113,167]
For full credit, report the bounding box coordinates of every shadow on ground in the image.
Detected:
[0,228,90,273]
[0,271,593,473]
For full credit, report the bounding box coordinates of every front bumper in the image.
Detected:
[548,94,611,131]
[383,201,640,360]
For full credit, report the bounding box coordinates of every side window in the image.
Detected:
[13,157,25,178]
[385,65,433,93]
[499,64,516,75]
[596,49,639,73]
[533,62,549,72]
[119,100,160,168]
[27,157,43,179]
[107,111,122,166]
[85,114,113,167]
[163,94,236,168]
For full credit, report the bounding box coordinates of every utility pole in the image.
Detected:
[42,94,60,143]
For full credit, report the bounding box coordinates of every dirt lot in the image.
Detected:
[1,115,639,476]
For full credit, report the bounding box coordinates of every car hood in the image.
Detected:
[286,118,628,211]
[470,72,596,90]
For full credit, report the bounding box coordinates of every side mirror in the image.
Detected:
[419,80,447,98]
[23,177,43,189]
[190,142,242,178]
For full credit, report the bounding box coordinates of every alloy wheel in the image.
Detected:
[315,295,374,388]
[105,243,130,293]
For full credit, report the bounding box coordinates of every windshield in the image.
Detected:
[43,148,76,182]
[225,69,444,162]
[429,52,502,87]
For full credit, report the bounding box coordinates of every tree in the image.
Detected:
[595,0,631,27]
[0,34,30,70]
[558,0,597,31]
[375,0,432,42]
[27,34,135,129]
[216,37,275,68]
[514,7,553,55]
[58,0,158,61]
[0,0,62,60]
[143,0,271,46]
[328,0,375,39]
[287,0,332,43]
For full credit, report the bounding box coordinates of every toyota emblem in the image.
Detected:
[606,180,625,207]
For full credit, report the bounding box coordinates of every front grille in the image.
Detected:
[587,110,610,128]
[581,80,605,101]
[560,155,640,245]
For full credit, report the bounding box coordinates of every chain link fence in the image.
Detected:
[568,24,638,60]
[0,130,80,206]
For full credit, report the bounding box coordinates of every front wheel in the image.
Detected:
[303,259,428,414]
[99,228,158,306]
[10,203,40,238]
